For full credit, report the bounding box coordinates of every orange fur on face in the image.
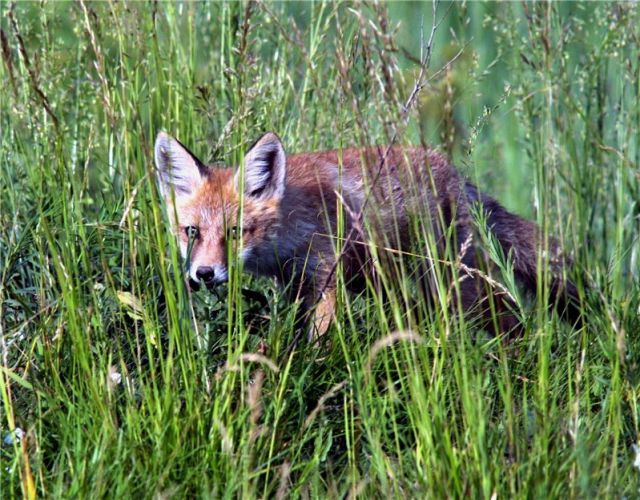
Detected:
[169,169,283,281]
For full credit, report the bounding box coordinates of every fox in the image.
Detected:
[154,131,581,338]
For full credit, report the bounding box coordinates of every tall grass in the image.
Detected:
[1,1,639,497]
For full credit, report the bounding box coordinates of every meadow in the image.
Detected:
[1,1,639,497]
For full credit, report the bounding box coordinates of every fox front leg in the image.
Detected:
[284,281,335,354]
[309,286,336,342]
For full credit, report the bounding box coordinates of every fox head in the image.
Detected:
[154,131,286,289]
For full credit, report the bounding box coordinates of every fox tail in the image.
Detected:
[465,182,583,322]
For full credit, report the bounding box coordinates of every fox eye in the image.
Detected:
[227,226,240,240]
[185,226,199,239]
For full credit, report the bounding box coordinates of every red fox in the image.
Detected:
[154,131,580,337]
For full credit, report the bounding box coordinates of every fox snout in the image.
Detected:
[196,266,216,284]
[188,264,229,291]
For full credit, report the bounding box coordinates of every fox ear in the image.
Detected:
[154,132,207,198]
[237,132,286,200]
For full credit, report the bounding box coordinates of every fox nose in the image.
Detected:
[195,266,215,284]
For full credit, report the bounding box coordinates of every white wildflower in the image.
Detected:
[107,365,122,390]
[3,427,24,446]
[633,444,640,472]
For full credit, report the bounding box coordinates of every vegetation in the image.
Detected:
[1,1,639,497]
